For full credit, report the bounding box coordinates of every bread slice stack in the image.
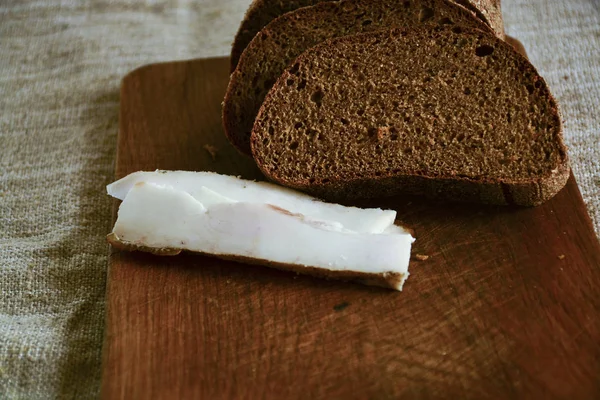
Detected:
[230,0,505,72]
[223,0,569,206]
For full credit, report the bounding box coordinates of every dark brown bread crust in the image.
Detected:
[230,0,332,73]
[453,0,503,37]
[224,0,493,155]
[251,27,570,206]
[230,0,504,73]
[107,233,407,290]
[270,161,570,207]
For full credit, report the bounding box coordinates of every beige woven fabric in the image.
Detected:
[0,0,598,398]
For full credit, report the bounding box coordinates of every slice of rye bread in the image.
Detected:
[250,26,570,206]
[230,0,329,72]
[229,0,504,72]
[223,0,494,155]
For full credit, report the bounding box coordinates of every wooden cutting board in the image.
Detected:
[102,49,600,399]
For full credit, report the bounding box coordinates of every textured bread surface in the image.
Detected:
[454,0,503,37]
[229,0,503,72]
[251,26,569,206]
[223,0,492,155]
[230,0,332,72]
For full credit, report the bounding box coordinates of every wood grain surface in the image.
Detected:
[101,53,600,399]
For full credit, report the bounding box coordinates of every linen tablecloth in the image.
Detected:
[1,1,598,398]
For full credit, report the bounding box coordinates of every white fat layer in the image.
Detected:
[112,182,413,287]
[107,170,396,233]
